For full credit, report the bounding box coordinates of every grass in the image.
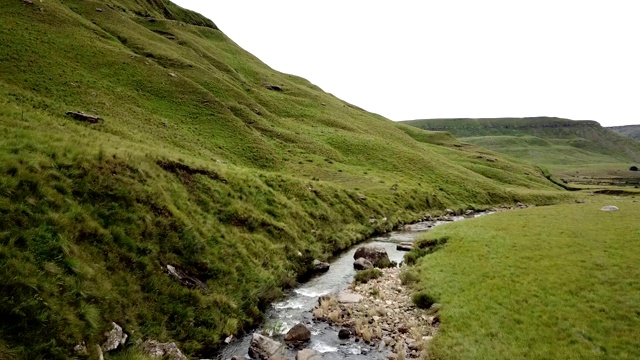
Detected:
[407,198,640,359]
[0,1,572,358]
[354,268,382,284]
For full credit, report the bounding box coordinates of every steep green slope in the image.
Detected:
[609,125,640,141]
[0,1,566,358]
[402,117,640,182]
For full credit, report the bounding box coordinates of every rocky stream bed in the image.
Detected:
[216,209,504,360]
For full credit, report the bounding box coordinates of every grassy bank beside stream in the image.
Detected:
[406,199,640,359]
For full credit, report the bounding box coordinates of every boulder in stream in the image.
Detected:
[284,323,311,344]
[338,328,351,339]
[396,242,413,251]
[353,246,390,268]
[311,259,330,273]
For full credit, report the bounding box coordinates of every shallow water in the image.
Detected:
[217,213,490,359]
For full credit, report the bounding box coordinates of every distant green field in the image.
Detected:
[401,118,640,185]
[406,199,640,359]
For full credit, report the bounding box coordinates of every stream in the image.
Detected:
[217,213,492,359]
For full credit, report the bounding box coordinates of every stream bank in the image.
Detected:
[217,211,497,359]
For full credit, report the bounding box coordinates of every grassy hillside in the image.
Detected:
[0,1,568,359]
[402,117,640,184]
[404,199,640,359]
[609,125,640,141]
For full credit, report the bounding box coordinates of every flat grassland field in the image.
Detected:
[409,199,640,360]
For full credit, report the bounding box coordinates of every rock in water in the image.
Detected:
[296,348,321,360]
[338,328,351,339]
[284,323,311,343]
[353,257,373,270]
[601,205,620,211]
[396,242,413,251]
[353,246,389,267]
[311,259,330,273]
[248,333,282,359]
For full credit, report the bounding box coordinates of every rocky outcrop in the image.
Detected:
[265,84,283,91]
[165,264,207,290]
[284,323,311,344]
[353,257,373,270]
[66,110,101,123]
[101,322,127,352]
[140,340,186,359]
[353,246,389,268]
[248,333,283,359]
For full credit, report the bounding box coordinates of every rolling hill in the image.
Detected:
[0,1,568,358]
[402,117,640,184]
[609,124,640,141]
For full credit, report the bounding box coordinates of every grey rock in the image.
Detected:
[396,242,413,251]
[73,342,88,356]
[140,340,186,360]
[165,264,207,290]
[102,322,127,352]
[96,345,104,360]
[265,84,283,91]
[353,257,373,270]
[335,291,363,304]
[311,259,330,273]
[296,348,321,360]
[248,333,282,359]
[601,205,620,211]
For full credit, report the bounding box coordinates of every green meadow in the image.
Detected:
[406,199,640,359]
[401,117,640,186]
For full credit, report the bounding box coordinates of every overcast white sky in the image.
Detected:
[173,1,639,126]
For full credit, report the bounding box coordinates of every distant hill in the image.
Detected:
[401,117,640,183]
[609,125,640,141]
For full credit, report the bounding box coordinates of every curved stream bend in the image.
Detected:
[218,213,492,359]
